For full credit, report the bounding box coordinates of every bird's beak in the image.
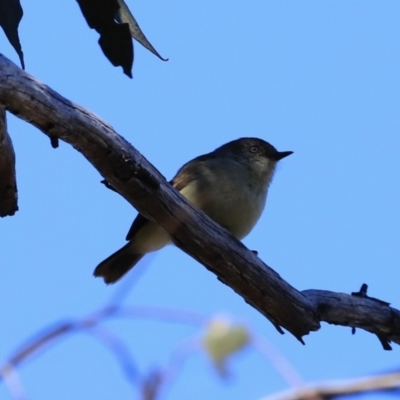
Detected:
[273,151,293,161]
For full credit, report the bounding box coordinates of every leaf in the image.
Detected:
[0,0,24,69]
[76,0,133,77]
[115,0,167,61]
[202,318,250,377]
[98,23,133,78]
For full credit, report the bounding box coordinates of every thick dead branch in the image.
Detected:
[0,54,399,345]
[260,371,400,400]
[303,290,400,347]
[0,53,318,340]
[0,106,18,216]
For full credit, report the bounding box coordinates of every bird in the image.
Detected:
[94,137,293,283]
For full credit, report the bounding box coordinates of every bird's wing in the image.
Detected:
[125,157,208,241]
[125,213,150,241]
[171,154,209,191]
[125,174,189,241]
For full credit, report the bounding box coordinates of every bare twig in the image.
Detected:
[259,371,400,400]
[140,338,198,400]
[252,335,305,388]
[107,253,154,307]
[2,297,399,400]
[110,306,207,326]
[1,366,28,400]
[0,303,208,400]
[0,305,207,384]
[0,317,139,398]
[84,326,139,386]
[0,106,18,216]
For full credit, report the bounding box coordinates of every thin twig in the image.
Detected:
[252,335,305,388]
[2,366,28,400]
[0,305,207,383]
[259,371,400,400]
[107,254,155,307]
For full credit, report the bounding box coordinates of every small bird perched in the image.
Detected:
[94,137,292,284]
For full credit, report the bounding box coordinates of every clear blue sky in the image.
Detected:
[1,1,400,399]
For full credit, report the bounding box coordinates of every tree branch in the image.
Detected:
[0,53,399,346]
[260,371,400,400]
[303,289,400,348]
[0,105,18,216]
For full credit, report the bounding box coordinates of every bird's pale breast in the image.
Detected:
[180,162,268,240]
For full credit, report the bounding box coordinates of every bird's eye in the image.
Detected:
[250,146,258,153]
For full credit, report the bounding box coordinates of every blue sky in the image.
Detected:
[1,1,400,399]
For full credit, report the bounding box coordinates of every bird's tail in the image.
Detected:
[93,243,143,284]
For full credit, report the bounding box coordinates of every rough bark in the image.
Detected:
[0,105,18,216]
[0,53,399,346]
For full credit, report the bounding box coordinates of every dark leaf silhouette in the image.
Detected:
[77,0,133,77]
[98,23,133,77]
[0,0,24,69]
